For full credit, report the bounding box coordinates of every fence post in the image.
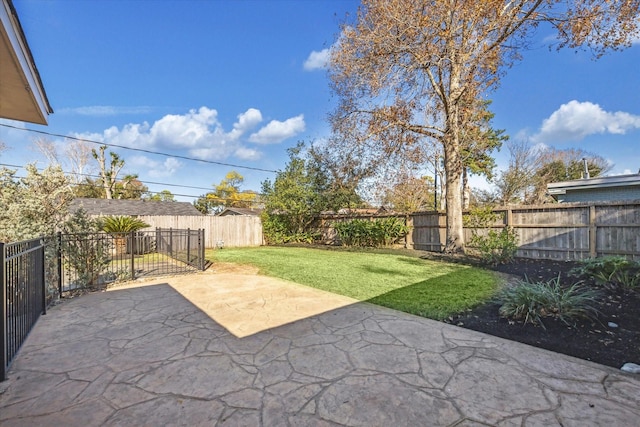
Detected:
[200,229,205,271]
[40,239,46,316]
[56,232,62,299]
[589,205,597,258]
[169,228,173,257]
[130,231,136,280]
[187,228,191,266]
[1,242,6,380]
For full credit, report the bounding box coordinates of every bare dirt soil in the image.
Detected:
[437,256,640,369]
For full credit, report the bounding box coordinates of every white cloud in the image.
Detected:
[234,147,261,161]
[533,100,640,143]
[249,115,306,144]
[303,48,331,71]
[129,156,183,178]
[59,106,153,116]
[69,107,304,162]
[229,108,263,140]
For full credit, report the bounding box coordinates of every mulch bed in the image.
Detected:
[435,255,640,369]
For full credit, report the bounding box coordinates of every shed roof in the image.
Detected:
[547,173,640,197]
[70,198,203,217]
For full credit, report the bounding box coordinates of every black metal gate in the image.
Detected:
[58,228,205,294]
[1,238,47,380]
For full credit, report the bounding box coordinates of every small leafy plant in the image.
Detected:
[465,207,518,265]
[571,256,640,291]
[497,275,601,329]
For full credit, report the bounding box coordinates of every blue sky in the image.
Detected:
[2,0,640,202]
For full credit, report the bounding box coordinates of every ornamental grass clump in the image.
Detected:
[498,275,601,329]
[571,256,640,291]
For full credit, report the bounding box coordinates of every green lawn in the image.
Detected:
[207,246,501,320]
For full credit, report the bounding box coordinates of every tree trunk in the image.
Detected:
[443,101,465,254]
[444,162,464,253]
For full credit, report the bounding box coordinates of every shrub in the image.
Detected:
[334,217,409,247]
[571,256,640,291]
[465,207,518,265]
[261,213,320,244]
[61,209,111,288]
[469,227,519,266]
[498,275,601,329]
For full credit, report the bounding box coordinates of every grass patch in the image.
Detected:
[208,246,500,320]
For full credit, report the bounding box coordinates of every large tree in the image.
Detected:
[492,142,611,204]
[329,0,639,253]
[261,143,363,243]
[193,171,258,214]
[0,165,73,241]
[92,145,125,199]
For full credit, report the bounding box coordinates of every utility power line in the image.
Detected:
[0,123,278,173]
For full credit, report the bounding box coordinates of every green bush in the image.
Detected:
[498,275,601,329]
[465,207,518,265]
[262,213,319,244]
[571,256,640,291]
[334,217,409,247]
[62,210,111,288]
[469,227,519,266]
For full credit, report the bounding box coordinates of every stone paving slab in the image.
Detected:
[1,271,639,426]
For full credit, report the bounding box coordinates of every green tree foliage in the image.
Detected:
[73,177,105,198]
[0,164,73,241]
[334,217,409,247]
[261,143,363,244]
[147,190,176,202]
[193,171,258,214]
[113,174,149,200]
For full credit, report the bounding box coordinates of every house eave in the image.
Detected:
[0,0,52,125]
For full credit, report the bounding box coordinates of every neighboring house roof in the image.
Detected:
[217,207,263,216]
[0,0,52,124]
[70,198,204,216]
[547,173,640,199]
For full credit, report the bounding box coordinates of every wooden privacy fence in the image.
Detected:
[135,216,263,248]
[410,201,640,261]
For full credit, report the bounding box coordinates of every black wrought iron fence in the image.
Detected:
[58,228,205,294]
[1,238,47,380]
[2,228,205,381]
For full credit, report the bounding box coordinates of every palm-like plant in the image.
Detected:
[101,216,150,256]
[101,216,150,233]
